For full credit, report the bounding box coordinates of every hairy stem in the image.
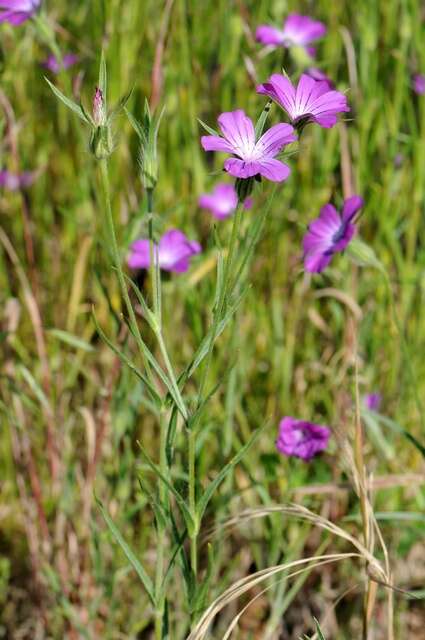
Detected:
[99,158,155,389]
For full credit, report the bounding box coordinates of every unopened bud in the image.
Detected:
[235,177,255,202]
[93,87,106,127]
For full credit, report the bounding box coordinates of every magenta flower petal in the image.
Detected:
[255,25,285,46]
[306,67,334,89]
[42,53,79,74]
[0,0,40,24]
[128,229,201,273]
[413,74,425,95]
[276,417,330,461]
[217,110,256,157]
[201,109,295,184]
[256,14,326,55]
[282,13,326,46]
[223,157,260,179]
[257,73,349,129]
[364,393,382,412]
[199,183,238,219]
[341,195,364,222]
[201,135,234,153]
[303,197,363,273]
[256,122,297,156]
[256,158,291,182]
[257,74,296,116]
[0,169,37,190]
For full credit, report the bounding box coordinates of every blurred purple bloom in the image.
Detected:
[199,183,252,219]
[364,393,382,412]
[42,53,79,74]
[303,196,363,273]
[201,109,296,182]
[276,417,330,461]
[256,14,326,57]
[199,183,238,219]
[0,0,40,25]
[306,67,334,89]
[0,169,37,190]
[257,73,349,129]
[128,229,201,273]
[413,74,425,95]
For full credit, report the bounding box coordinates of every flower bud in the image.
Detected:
[235,176,255,202]
[93,87,106,127]
[89,125,114,160]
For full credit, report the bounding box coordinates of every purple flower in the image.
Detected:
[0,169,37,190]
[0,0,40,25]
[256,14,326,57]
[257,73,349,129]
[276,417,331,461]
[306,67,334,89]
[93,87,106,127]
[201,110,296,183]
[128,229,201,273]
[199,183,252,219]
[42,53,79,74]
[413,74,425,95]
[303,196,363,273]
[364,393,382,412]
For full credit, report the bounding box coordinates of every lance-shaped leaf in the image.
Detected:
[196,425,265,522]
[97,498,156,606]
[137,441,196,535]
[45,77,89,123]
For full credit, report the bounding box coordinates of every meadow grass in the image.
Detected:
[1,1,425,638]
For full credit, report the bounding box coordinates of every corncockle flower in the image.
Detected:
[306,67,334,89]
[199,183,252,219]
[42,53,79,74]
[364,393,382,412]
[0,0,40,25]
[413,74,425,95]
[256,14,326,57]
[257,73,349,129]
[0,169,37,190]
[276,417,330,461]
[303,195,364,273]
[201,110,296,182]
[128,229,201,273]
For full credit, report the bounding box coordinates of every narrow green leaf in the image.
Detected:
[97,499,156,606]
[374,413,425,459]
[255,100,272,138]
[185,286,248,379]
[47,328,95,352]
[313,618,326,640]
[166,407,179,467]
[110,89,134,121]
[197,118,220,137]
[92,309,162,408]
[137,441,196,534]
[18,365,51,415]
[45,77,89,123]
[98,50,107,98]
[125,107,147,142]
[197,426,265,522]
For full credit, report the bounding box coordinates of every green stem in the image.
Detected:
[147,188,160,322]
[154,408,167,640]
[155,329,188,422]
[99,158,156,388]
[188,427,197,577]
[187,202,244,586]
[197,202,244,405]
[384,274,425,432]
